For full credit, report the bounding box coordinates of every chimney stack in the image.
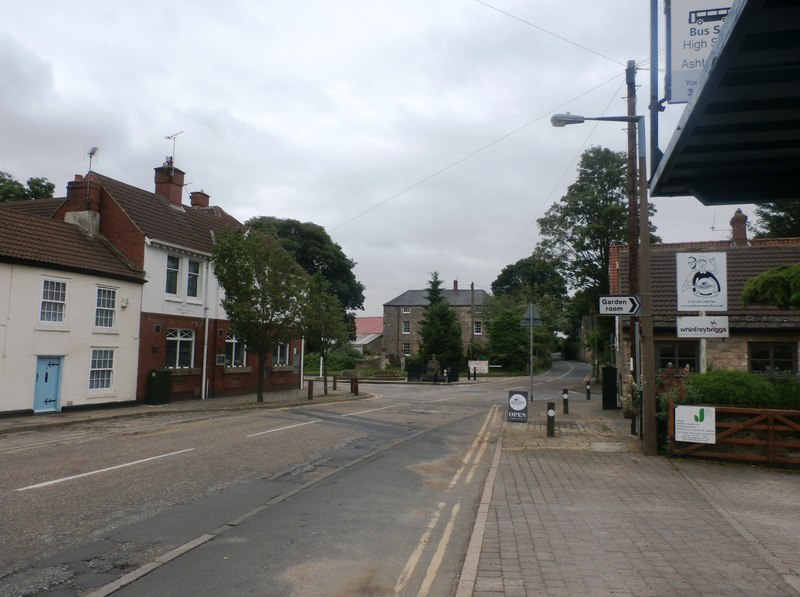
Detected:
[730,209,748,247]
[453,280,458,291]
[154,157,186,207]
[190,190,210,208]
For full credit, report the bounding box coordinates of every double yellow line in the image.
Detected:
[394,404,500,596]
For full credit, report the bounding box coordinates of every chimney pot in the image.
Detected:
[730,209,748,247]
[190,190,210,208]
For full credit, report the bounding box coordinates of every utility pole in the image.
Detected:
[626,61,640,392]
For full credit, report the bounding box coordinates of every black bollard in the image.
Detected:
[333,376,337,391]
[307,380,314,401]
[547,401,555,437]
[562,388,569,414]
[353,378,359,396]
[630,414,637,436]
[473,366,477,380]
[585,382,591,400]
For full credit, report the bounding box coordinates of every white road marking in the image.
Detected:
[15,448,196,491]
[340,404,400,417]
[246,420,319,437]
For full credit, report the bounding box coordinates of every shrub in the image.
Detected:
[687,370,778,408]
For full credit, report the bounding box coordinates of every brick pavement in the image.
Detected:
[460,386,800,597]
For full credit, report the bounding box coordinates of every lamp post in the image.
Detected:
[550,112,657,457]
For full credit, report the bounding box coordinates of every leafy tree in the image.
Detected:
[418,272,463,372]
[491,246,567,301]
[0,172,55,202]
[485,295,529,371]
[537,146,658,293]
[303,273,353,394]
[742,264,800,309]
[246,216,365,311]
[752,203,800,238]
[213,228,308,402]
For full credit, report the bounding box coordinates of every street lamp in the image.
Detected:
[550,112,657,457]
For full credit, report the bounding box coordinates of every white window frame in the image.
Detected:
[402,342,411,356]
[272,343,290,367]
[89,348,114,390]
[187,259,200,298]
[225,333,247,367]
[166,328,195,368]
[95,286,117,329]
[473,321,483,336]
[402,306,411,314]
[402,321,411,335]
[40,277,68,324]
[165,255,180,295]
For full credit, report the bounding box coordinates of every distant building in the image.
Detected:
[383,280,489,365]
[352,317,383,355]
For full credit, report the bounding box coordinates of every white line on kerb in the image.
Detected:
[15,448,196,492]
[246,420,319,437]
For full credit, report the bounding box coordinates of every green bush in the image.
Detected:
[686,370,778,407]
[766,378,800,410]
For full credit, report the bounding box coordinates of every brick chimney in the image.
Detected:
[190,190,210,208]
[453,280,458,291]
[730,209,748,247]
[63,173,101,235]
[154,157,185,207]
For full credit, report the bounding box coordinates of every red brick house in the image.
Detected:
[610,210,800,399]
[46,159,303,402]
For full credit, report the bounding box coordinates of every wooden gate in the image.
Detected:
[669,399,800,465]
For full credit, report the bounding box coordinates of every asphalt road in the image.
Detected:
[0,361,588,596]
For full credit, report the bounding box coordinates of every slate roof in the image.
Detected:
[613,239,800,329]
[0,197,65,218]
[0,210,145,283]
[92,172,242,253]
[384,289,490,308]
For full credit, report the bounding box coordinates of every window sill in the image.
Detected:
[92,328,119,335]
[224,366,252,374]
[35,324,69,332]
[167,368,200,376]
[271,366,294,372]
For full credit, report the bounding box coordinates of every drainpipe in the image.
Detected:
[300,337,305,389]
[200,259,211,400]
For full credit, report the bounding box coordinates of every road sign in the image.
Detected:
[598,296,640,316]
[520,304,542,328]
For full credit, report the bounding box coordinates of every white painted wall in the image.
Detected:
[0,263,143,412]
[141,244,226,319]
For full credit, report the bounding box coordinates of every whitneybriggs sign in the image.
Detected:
[677,316,729,338]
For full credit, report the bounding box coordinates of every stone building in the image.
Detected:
[382,280,489,365]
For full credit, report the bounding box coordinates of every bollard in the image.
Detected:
[350,377,354,394]
[307,380,314,401]
[333,376,337,391]
[585,382,591,400]
[562,388,569,414]
[547,401,556,437]
[353,378,359,396]
[630,414,637,436]
[473,366,477,380]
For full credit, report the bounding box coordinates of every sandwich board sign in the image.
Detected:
[507,391,528,423]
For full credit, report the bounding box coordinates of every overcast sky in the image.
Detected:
[1,1,754,315]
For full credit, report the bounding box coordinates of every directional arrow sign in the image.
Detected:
[598,296,640,316]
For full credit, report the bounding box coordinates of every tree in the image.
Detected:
[246,216,365,311]
[751,203,800,238]
[485,295,529,371]
[537,146,658,293]
[303,273,353,394]
[492,246,567,301]
[0,172,55,202]
[213,228,308,402]
[742,264,800,309]
[418,272,463,373]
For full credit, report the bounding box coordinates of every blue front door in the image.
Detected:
[34,356,62,413]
